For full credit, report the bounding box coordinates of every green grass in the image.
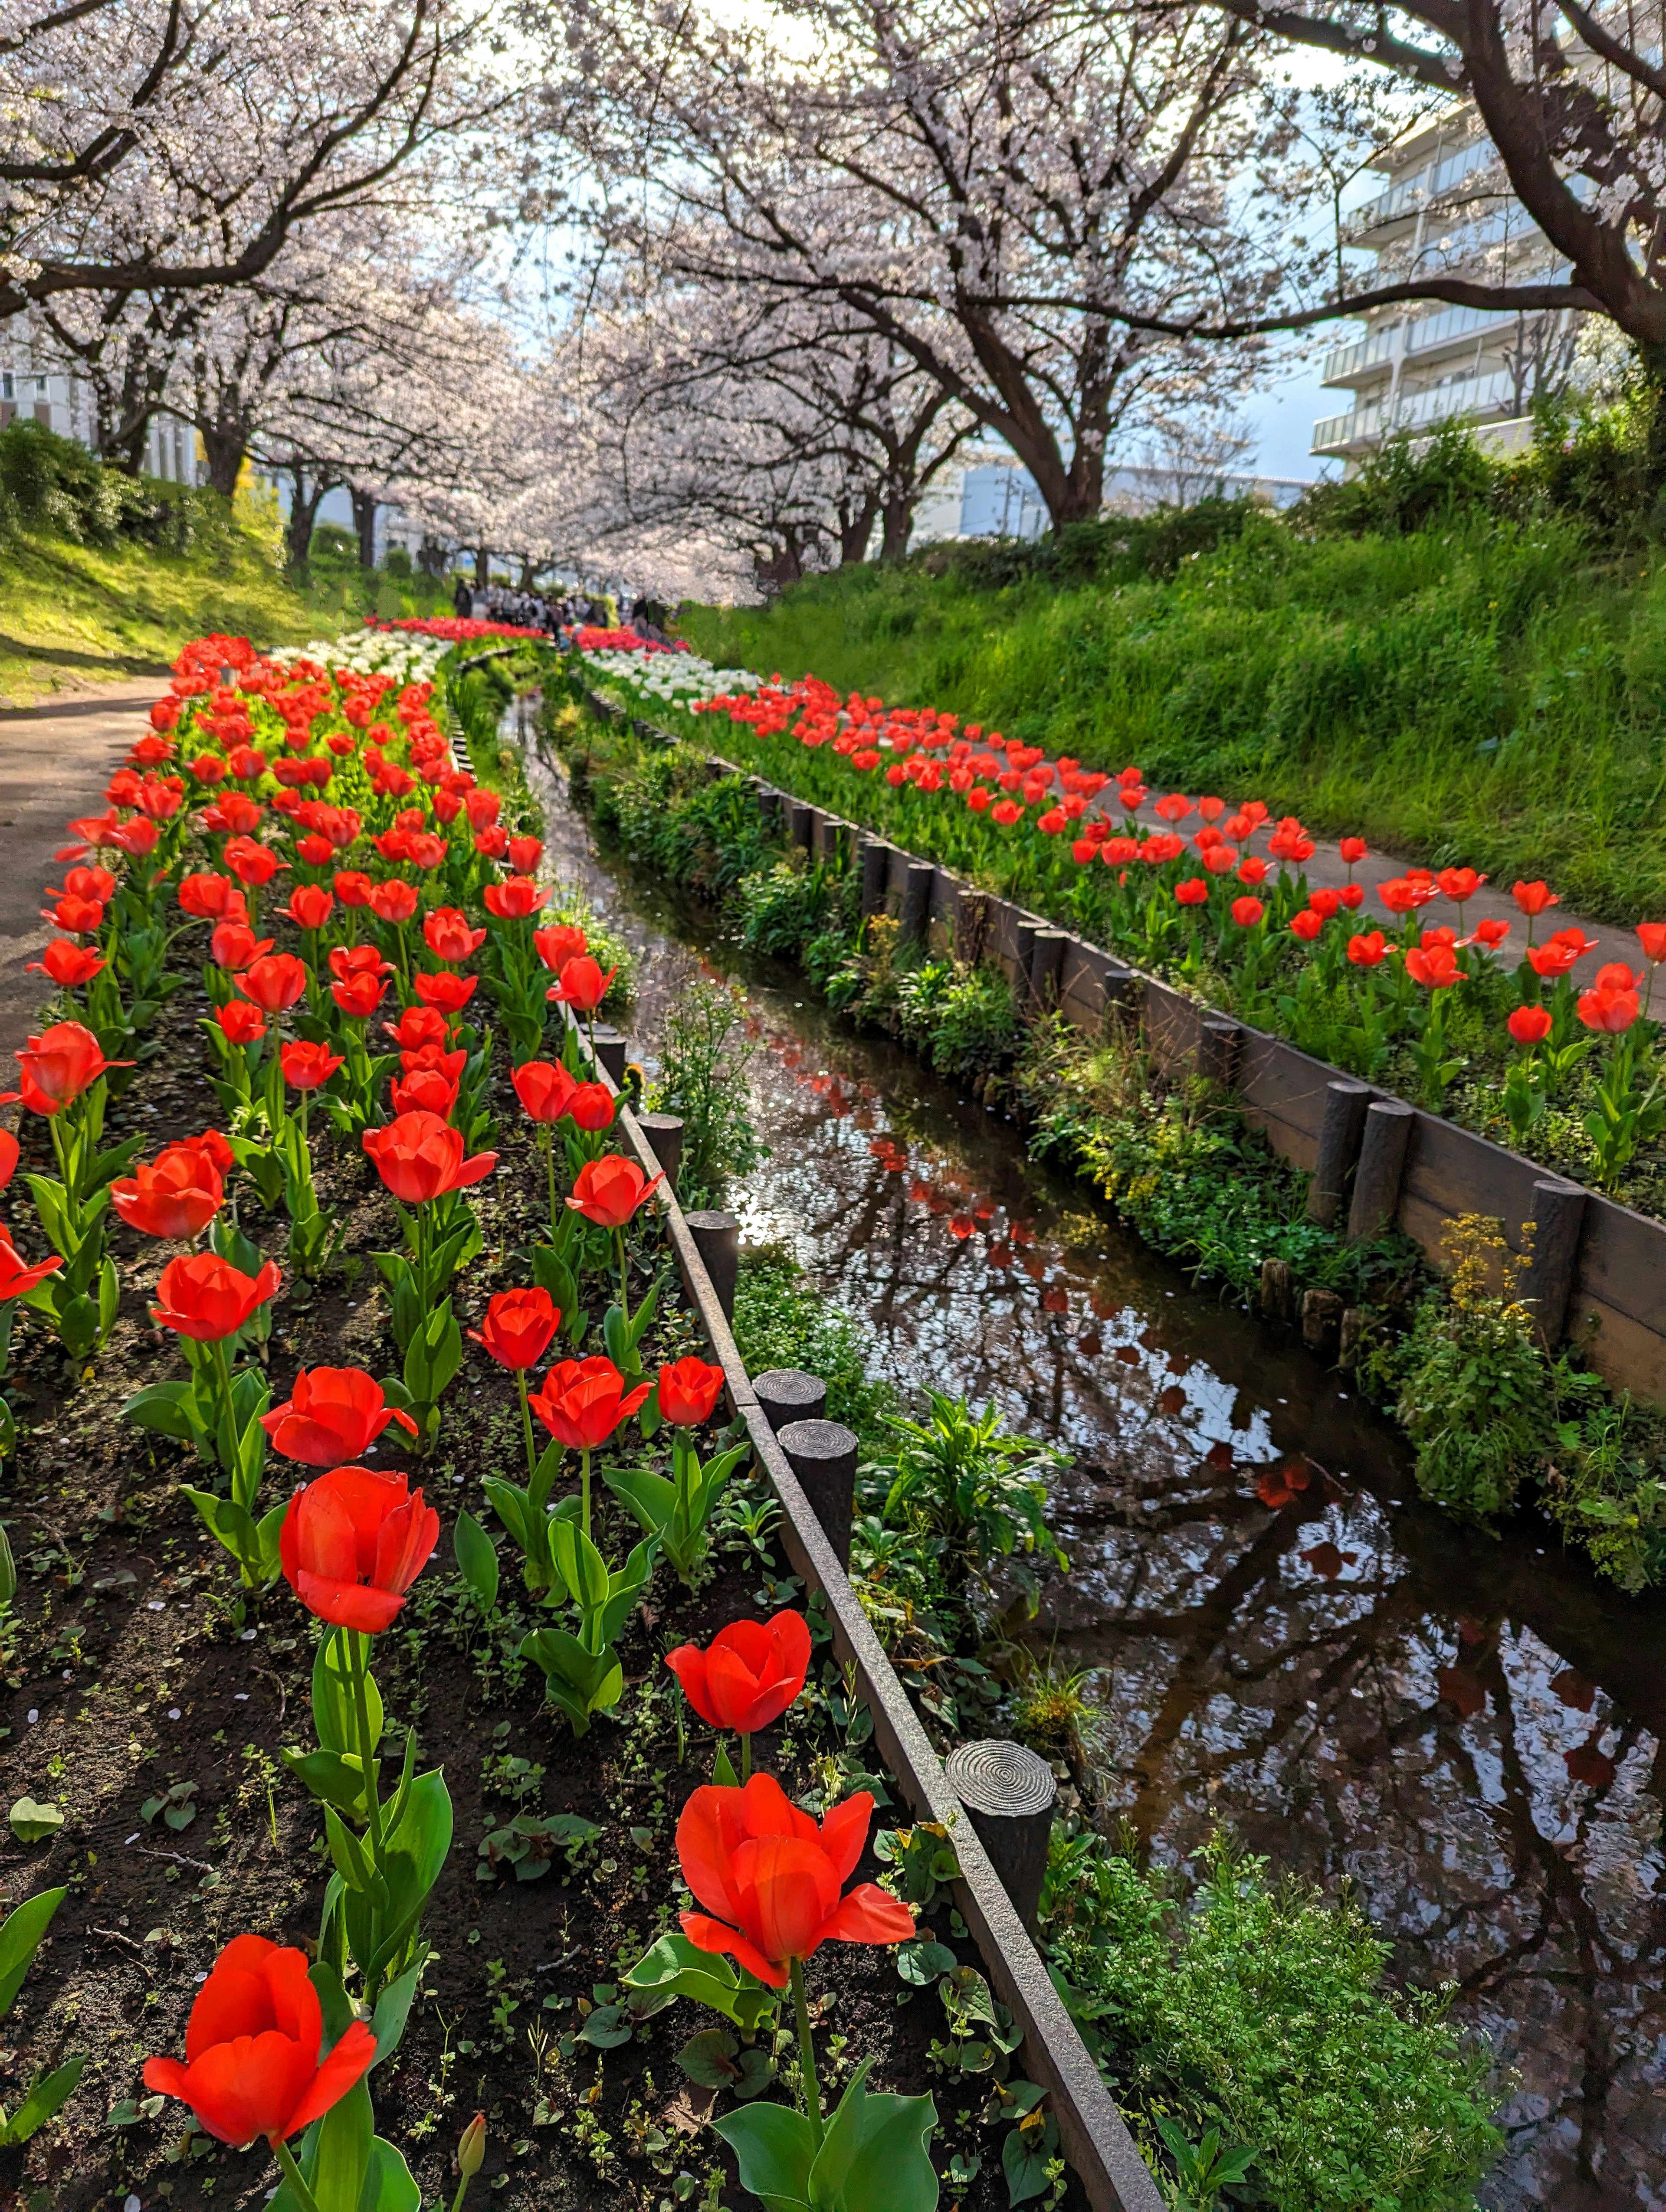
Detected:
[0,507,456,706]
[680,510,1666,925]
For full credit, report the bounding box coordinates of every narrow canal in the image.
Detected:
[522,709,1666,2212]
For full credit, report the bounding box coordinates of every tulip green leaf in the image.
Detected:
[807,2060,940,2212]
[625,1931,780,2034]
[0,1885,65,2016]
[9,1799,63,1844]
[711,2098,817,2211]
[308,2076,374,2212]
[360,2137,421,2212]
[0,2052,86,2146]
[452,1510,499,1612]
[285,1749,370,1820]
[370,1958,424,2067]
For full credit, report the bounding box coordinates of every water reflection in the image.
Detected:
[528,725,1666,2212]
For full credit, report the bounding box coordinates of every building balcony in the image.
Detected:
[1311,366,1520,457]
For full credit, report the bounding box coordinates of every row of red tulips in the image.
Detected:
[3,629,938,2209]
[575,652,1666,1194]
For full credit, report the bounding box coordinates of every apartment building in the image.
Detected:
[1312,107,1581,465]
[910,453,1312,543]
[0,359,204,484]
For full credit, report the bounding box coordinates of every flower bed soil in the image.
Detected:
[0,859,1048,2209]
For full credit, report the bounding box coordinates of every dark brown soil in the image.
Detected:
[0,960,1061,2212]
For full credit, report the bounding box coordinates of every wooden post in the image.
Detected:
[1528,1179,1587,1351]
[777,1419,858,1569]
[900,862,935,946]
[860,839,891,919]
[685,1209,740,1320]
[636,1112,683,1192]
[1030,929,1068,1006]
[786,799,813,852]
[944,1739,1057,1935]
[1196,1017,1240,1090]
[590,1026,627,1086]
[1011,918,1040,998]
[756,786,782,829]
[1307,1080,1373,1227]
[1346,1099,1414,1243]
[754,1368,828,1431]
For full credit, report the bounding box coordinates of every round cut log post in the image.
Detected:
[685,1209,740,1320]
[590,1026,627,1086]
[636,1112,684,1192]
[777,1418,858,1570]
[944,1739,1057,1934]
[1528,1178,1587,1351]
[1307,1080,1373,1227]
[1030,929,1068,1007]
[900,862,935,946]
[753,1368,827,1431]
[1197,1016,1240,1090]
[1345,1099,1415,1243]
[859,838,891,919]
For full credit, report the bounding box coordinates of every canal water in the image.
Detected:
[523,713,1666,2212]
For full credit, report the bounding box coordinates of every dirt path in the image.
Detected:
[0,679,157,1072]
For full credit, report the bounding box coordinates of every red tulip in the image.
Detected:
[389,1065,459,1118]
[329,944,391,985]
[1338,837,1368,865]
[152,1252,281,1340]
[1507,1005,1553,1046]
[216,1000,267,1045]
[384,1004,449,1055]
[468,1287,559,1371]
[362,1110,496,1203]
[1346,931,1387,968]
[528,1356,652,1449]
[279,1463,438,1632]
[331,973,386,1019]
[44,893,105,935]
[1405,943,1463,989]
[474,825,508,860]
[178,872,246,921]
[465,788,501,830]
[1578,983,1640,1034]
[1173,878,1207,907]
[677,1774,914,1988]
[334,870,374,908]
[236,954,308,1013]
[224,835,287,888]
[111,1140,225,1240]
[142,1933,376,2149]
[29,938,105,988]
[658,1356,726,1425]
[0,1130,16,1191]
[483,876,547,921]
[507,834,543,874]
[1436,867,1486,904]
[666,1611,809,1735]
[1377,876,1439,916]
[413,969,477,1014]
[512,1059,577,1124]
[1236,855,1269,888]
[1639,922,1666,965]
[533,924,588,972]
[280,1041,344,1092]
[566,1155,662,1228]
[546,954,616,1011]
[569,1082,616,1132]
[369,880,418,926]
[1467,917,1511,952]
[1512,880,1560,918]
[0,1223,62,1300]
[260,1366,419,1467]
[14,1021,129,1114]
[423,908,485,963]
[1289,909,1323,942]
[210,922,273,972]
[1528,928,1598,979]
[283,886,335,931]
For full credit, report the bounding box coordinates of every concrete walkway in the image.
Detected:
[0,679,159,1072]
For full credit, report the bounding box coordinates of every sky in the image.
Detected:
[1246,350,1341,482]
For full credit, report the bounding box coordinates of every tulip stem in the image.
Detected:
[790,1957,824,2152]
[346,1628,386,1867]
[272,2135,324,2212]
[580,1448,591,1542]
[740,1731,752,1783]
[614,1227,630,1325]
[516,1369,538,1487]
[544,1133,558,1247]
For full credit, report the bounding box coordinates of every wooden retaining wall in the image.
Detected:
[731,764,1666,1404]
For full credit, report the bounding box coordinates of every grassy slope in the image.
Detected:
[680,514,1666,926]
[0,526,456,706]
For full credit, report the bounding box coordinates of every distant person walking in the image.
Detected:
[452,577,473,621]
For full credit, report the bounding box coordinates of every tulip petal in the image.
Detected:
[818,1882,917,1949]
[449,1150,498,1188]
[186,1955,279,2062]
[372,1494,439,1596]
[282,2018,377,2139]
[731,1835,839,1966]
[819,1790,875,1888]
[675,1787,745,1922]
[295,1572,407,1633]
[704,1642,768,1733]
[664,1645,720,1729]
[680,1911,789,1989]
[172,2030,317,2146]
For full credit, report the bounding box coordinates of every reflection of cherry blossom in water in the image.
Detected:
[524,722,1666,2212]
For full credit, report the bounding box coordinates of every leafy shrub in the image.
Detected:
[1381,1215,1552,1522]
[737,857,832,957]
[1296,421,1499,540]
[0,419,228,550]
[881,1393,1066,1611]
[1048,1829,1502,2212]
[646,978,759,1206]
[730,1248,896,1456]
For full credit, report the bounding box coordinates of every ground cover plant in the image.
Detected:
[569,628,1666,1222]
[550,696,1666,1593]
